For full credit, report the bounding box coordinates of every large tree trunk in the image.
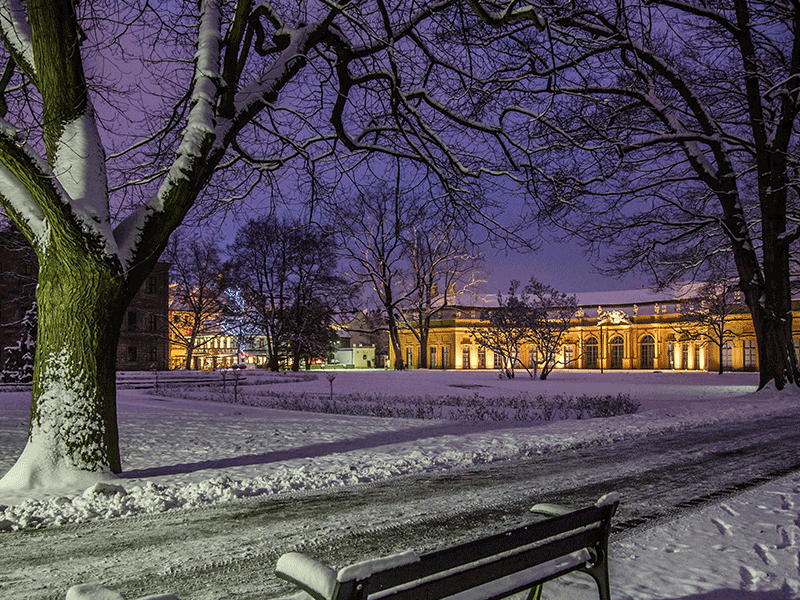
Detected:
[184,332,198,370]
[731,180,799,390]
[0,249,126,489]
[747,289,798,391]
[388,321,405,370]
[268,344,280,371]
[418,331,429,369]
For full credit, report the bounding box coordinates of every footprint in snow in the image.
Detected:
[740,565,767,591]
[711,517,731,536]
[776,524,796,550]
[754,542,778,566]
[721,504,741,518]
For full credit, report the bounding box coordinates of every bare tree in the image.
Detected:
[400,211,483,369]
[330,184,425,370]
[354,308,390,367]
[226,216,353,371]
[225,216,298,371]
[167,235,228,370]
[284,228,357,371]
[471,282,537,379]
[470,0,800,390]
[0,0,543,486]
[523,279,577,381]
[673,278,746,375]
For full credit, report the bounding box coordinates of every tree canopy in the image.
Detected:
[471,0,800,389]
[0,0,542,488]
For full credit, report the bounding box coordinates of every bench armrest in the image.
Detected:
[276,552,337,600]
[531,493,620,518]
[337,550,419,582]
[529,503,572,517]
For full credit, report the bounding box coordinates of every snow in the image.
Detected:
[0,347,115,492]
[1,369,799,599]
[0,0,34,74]
[337,550,420,582]
[53,107,111,234]
[596,491,621,508]
[573,284,701,308]
[276,552,337,599]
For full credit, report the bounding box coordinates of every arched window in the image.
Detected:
[585,337,599,369]
[610,336,624,369]
[722,340,733,370]
[640,335,655,370]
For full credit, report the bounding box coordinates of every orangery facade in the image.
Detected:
[391,287,800,372]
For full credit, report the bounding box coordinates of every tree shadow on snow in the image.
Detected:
[118,421,503,479]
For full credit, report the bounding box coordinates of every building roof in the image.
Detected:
[453,283,703,310]
[573,282,703,307]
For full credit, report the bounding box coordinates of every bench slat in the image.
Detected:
[364,527,601,600]
[363,506,605,594]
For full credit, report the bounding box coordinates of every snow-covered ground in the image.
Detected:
[2,369,800,599]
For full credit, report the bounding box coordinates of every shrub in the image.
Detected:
[160,388,640,423]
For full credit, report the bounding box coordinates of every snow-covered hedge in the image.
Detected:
[170,389,641,421]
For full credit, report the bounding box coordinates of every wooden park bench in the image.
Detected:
[276,493,619,600]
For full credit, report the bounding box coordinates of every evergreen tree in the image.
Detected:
[3,302,37,383]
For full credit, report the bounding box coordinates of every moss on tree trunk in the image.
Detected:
[1,247,127,488]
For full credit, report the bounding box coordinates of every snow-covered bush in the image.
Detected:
[162,388,640,422]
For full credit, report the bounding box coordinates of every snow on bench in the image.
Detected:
[65,583,178,600]
[275,493,620,600]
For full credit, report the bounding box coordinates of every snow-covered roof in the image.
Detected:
[452,283,703,310]
[573,283,702,307]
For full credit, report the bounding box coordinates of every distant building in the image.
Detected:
[391,285,797,372]
[0,228,170,371]
[328,311,388,368]
[118,262,171,371]
[168,303,240,370]
[330,330,377,368]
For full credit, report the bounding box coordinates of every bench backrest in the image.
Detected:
[333,499,617,600]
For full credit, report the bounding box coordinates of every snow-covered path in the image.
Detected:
[2,370,800,599]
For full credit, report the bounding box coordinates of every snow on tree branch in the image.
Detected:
[0,0,34,79]
[116,0,223,270]
[158,0,220,198]
[0,119,56,247]
[467,0,546,30]
[52,105,118,257]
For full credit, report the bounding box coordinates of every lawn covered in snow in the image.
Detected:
[2,369,800,599]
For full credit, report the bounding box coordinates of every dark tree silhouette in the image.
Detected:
[472,0,800,390]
